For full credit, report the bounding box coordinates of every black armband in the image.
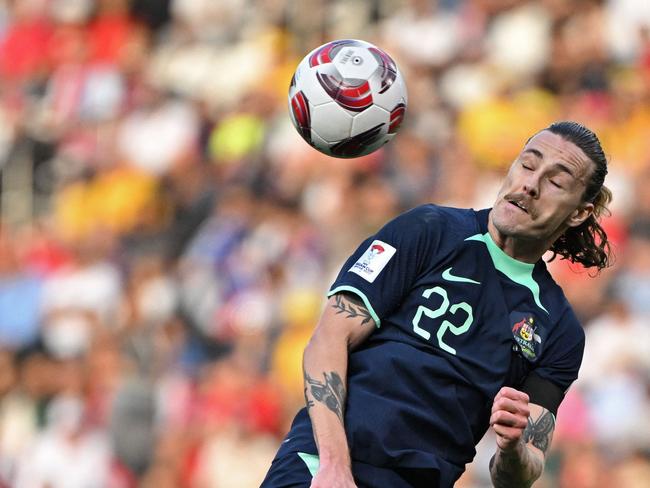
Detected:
[521,373,565,416]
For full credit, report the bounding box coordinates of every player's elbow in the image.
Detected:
[305,317,351,355]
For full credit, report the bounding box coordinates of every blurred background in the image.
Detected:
[0,0,648,486]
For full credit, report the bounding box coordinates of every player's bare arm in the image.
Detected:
[303,293,375,487]
[303,370,346,421]
[489,387,555,487]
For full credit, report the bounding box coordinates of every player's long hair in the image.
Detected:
[545,121,612,271]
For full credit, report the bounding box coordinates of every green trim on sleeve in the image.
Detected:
[327,285,381,328]
[297,452,320,477]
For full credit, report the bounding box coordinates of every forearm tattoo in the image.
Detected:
[490,448,543,488]
[303,370,346,422]
[522,409,555,455]
[332,294,373,326]
[489,409,554,487]
[303,380,314,411]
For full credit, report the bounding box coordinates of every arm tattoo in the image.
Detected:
[489,408,554,487]
[522,409,555,454]
[490,448,543,488]
[303,370,346,422]
[303,384,314,410]
[331,294,373,326]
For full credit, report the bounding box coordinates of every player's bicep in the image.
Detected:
[316,293,376,350]
[523,403,555,462]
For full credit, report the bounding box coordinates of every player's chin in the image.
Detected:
[500,225,545,244]
[493,205,526,228]
[492,216,528,238]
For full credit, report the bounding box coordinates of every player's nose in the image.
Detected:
[520,173,540,198]
[522,183,538,198]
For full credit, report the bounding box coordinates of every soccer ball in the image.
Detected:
[288,39,407,159]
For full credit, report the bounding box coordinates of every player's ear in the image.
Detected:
[566,202,594,228]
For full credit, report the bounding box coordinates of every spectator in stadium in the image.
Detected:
[261,121,612,488]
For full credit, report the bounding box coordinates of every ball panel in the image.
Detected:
[372,71,408,112]
[310,102,353,143]
[308,39,362,67]
[388,102,406,134]
[295,63,339,107]
[332,46,380,81]
[368,47,398,94]
[333,78,374,113]
[350,105,389,136]
[309,131,335,157]
[359,136,391,156]
[289,90,312,143]
[330,122,387,158]
[314,63,374,113]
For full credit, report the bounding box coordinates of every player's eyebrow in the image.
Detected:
[523,148,576,179]
[552,162,575,178]
[523,148,543,159]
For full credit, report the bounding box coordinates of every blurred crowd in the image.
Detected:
[0,0,649,486]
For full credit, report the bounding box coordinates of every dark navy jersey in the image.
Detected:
[278,205,585,486]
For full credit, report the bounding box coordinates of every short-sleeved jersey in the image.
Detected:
[278,205,585,486]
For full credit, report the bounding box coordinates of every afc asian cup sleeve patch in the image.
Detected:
[348,240,396,283]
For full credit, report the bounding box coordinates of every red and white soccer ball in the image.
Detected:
[288,39,407,159]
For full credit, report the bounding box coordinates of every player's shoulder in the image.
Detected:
[536,265,584,336]
[552,294,583,340]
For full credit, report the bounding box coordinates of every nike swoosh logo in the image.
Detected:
[442,267,481,285]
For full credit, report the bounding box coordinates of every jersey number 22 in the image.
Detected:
[412,286,474,355]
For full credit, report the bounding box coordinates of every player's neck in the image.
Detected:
[486,221,549,264]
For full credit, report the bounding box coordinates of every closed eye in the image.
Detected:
[549,179,562,189]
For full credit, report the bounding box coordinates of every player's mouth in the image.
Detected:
[507,199,529,214]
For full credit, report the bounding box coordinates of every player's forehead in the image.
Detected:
[520,130,593,181]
